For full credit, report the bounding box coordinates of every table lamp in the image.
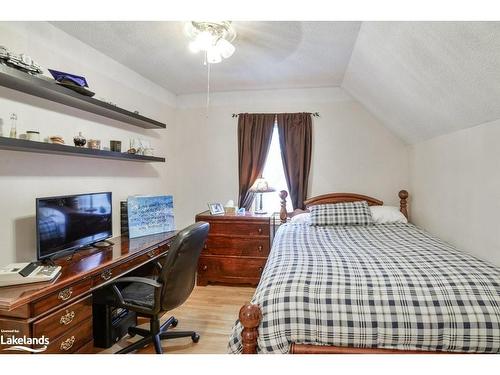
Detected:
[249,178,276,214]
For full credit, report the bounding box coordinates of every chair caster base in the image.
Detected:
[191,333,200,343]
[171,318,179,328]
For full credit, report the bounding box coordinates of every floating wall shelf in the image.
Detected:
[0,64,166,129]
[0,137,165,163]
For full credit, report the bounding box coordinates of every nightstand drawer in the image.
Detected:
[203,236,269,257]
[208,222,269,237]
[198,256,266,280]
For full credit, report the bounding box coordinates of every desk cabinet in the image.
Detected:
[195,211,271,286]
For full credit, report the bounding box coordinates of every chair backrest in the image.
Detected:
[158,222,209,312]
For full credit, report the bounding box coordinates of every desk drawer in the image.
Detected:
[92,246,165,288]
[203,236,269,257]
[33,295,92,340]
[208,222,269,237]
[44,317,93,354]
[32,279,92,316]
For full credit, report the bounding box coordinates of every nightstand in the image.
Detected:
[195,211,272,286]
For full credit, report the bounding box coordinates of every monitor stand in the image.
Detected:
[93,239,115,248]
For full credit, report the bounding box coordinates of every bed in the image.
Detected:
[228,190,500,354]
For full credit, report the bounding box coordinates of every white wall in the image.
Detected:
[0,22,176,264]
[174,87,409,228]
[409,119,500,267]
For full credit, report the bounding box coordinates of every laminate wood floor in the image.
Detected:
[94,285,255,354]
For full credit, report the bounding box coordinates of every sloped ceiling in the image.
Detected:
[342,22,500,143]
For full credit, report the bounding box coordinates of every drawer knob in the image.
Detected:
[58,287,73,301]
[60,335,76,351]
[258,228,263,234]
[147,249,158,258]
[203,244,207,250]
[101,269,112,280]
[258,267,263,272]
[59,310,76,326]
[258,245,263,252]
[202,265,208,271]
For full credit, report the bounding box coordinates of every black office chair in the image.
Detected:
[95,222,209,354]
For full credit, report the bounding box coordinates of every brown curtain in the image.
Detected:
[276,113,312,210]
[237,113,276,209]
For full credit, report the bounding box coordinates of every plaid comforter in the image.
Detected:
[228,223,500,353]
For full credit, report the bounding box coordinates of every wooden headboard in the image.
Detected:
[279,190,409,224]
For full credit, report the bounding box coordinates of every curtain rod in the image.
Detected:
[231,112,320,118]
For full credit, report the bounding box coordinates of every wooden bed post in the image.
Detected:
[239,303,262,354]
[279,190,288,224]
[399,190,409,219]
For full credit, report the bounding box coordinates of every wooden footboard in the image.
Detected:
[239,303,458,354]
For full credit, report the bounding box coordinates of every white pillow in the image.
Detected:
[290,212,311,224]
[370,206,407,224]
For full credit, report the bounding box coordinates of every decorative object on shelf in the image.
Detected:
[9,113,17,139]
[87,139,101,150]
[48,69,95,97]
[143,147,154,156]
[73,132,87,147]
[236,207,246,215]
[208,202,225,215]
[250,178,276,214]
[127,195,174,238]
[129,138,152,156]
[49,136,65,145]
[110,140,121,152]
[0,45,43,75]
[26,131,40,141]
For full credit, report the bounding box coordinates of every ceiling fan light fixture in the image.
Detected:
[206,48,222,64]
[185,21,236,64]
[216,38,235,59]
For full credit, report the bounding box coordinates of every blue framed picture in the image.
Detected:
[127,195,174,238]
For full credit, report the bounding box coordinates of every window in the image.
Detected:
[260,124,293,213]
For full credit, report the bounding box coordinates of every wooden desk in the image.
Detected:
[0,231,177,354]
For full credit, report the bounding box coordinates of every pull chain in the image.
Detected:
[206,53,211,119]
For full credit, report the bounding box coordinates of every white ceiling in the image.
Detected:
[51,21,361,95]
[343,22,500,143]
[51,21,500,144]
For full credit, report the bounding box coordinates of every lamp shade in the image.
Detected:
[249,178,276,193]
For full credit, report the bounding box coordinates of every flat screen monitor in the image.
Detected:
[36,192,112,260]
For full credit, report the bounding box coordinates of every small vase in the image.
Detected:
[73,132,86,147]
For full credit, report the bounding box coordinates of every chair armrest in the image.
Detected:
[108,276,162,288]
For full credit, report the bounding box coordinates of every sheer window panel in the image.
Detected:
[261,125,293,213]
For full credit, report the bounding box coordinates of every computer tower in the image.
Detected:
[93,303,137,348]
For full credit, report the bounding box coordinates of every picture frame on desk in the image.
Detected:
[207,202,224,215]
